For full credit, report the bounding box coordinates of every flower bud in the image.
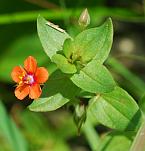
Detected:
[78,8,90,27]
[74,103,87,134]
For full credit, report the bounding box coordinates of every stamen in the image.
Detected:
[23,74,35,85]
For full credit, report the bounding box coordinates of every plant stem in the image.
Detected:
[130,120,145,151]
[83,119,100,151]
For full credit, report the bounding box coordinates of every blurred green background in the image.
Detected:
[0,0,145,151]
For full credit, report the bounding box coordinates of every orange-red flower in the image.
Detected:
[11,56,49,100]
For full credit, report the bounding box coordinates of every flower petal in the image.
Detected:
[24,56,37,74]
[35,67,49,83]
[29,84,42,99]
[15,84,29,100]
[11,66,26,83]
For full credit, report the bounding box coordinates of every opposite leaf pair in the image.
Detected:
[52,17,113,74]
[38,16,115,94]
[34,16,143,132]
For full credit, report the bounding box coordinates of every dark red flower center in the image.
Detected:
[23,74,35,85]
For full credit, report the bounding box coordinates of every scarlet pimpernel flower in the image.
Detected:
[11,56,49,100]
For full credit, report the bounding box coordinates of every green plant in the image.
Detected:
[10,9,145,151]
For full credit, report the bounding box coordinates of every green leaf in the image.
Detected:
[93,18,113,63]
[29,94,69,112]
[0,101,28,151]
[52,54,77,74]
[37,15,70,59]
[97,131,133,151]
[71,60,116,93]
[42,70,80,99]
[29,70,80,112]
[63,38,73,59]
[65,18,113,63]
[89,86,142,131]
